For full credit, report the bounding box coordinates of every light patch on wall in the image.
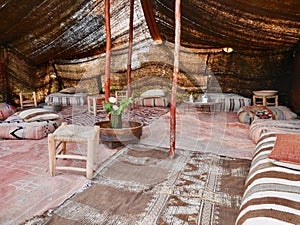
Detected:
[223,47,233,53]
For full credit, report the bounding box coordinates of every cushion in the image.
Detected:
[0,119,62,140]
[206,93,251,112]
[237,105,273,124]
[237,105,297,124]
[17,108,60,122]
[140,89,166,98]
[269,106,298,120]
[59,87,87,94]
[268,134,300,170]
[0,102,16,121]
[135,97,169,107]
[45,92,88,106]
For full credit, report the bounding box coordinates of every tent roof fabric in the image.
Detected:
[0,0,299,66]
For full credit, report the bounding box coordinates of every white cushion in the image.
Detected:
[140,89,166,98]
[18,108,60,122]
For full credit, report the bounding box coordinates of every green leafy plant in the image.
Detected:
[104,96,133,115]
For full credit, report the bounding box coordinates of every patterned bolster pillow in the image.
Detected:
[237,106,274,124]
[238,106,298,125]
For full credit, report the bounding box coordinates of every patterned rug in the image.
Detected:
[37,145,251,225]
[59,106,169,126]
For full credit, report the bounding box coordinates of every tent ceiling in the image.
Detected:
[147,0,300,50]
[0,0,299,66]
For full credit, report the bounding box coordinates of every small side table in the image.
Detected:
[87,94,105,116]
[253,95,278,106]
[48,122,100,179]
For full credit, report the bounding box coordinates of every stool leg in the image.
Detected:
[93,98,97,116]
[48,134,56,176]
[61,141,66,154]
[263,96,266,106]
[86,139,94,179]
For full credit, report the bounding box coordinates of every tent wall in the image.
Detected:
[1,44,298,114]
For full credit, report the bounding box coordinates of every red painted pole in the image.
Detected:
[104,0,111,102]
[170,0,181,158]
[127,0,134,98]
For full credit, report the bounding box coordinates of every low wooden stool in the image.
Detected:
[87,94,105,116]
[48,122,100,179]
[253,95,278,106]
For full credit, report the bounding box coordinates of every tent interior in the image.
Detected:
[1,0,300,224]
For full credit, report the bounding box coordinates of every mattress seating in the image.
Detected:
[45,87,88,106]
[206,93,251,112]
[235,120,300,224]
[0,108,62,140]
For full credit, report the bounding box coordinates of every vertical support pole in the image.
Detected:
[104,0,111,102]
[126,0,134,98]
[170,0,181,158]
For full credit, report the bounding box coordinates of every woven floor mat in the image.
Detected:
[39,145,251,225]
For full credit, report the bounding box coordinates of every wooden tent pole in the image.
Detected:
[126,0,134,98]
[170,0,181,158]
[104,0,111,101]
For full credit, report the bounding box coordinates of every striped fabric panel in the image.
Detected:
[235,132,300,225]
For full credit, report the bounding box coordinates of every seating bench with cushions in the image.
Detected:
[206,93,252,112]
[45,87,88,106]
[235,125,300,224]
[0,108,62,140]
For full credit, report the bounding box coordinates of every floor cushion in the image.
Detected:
[235,132,300,225]
[249,119,300,144]
[135,89,170,107]
[0,109,62,140]
[268,133,300,170]
[45,92,88,106]
[0,102,16,121]
[207,93,251,112]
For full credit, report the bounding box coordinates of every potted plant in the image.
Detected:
[104,96,133,128]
